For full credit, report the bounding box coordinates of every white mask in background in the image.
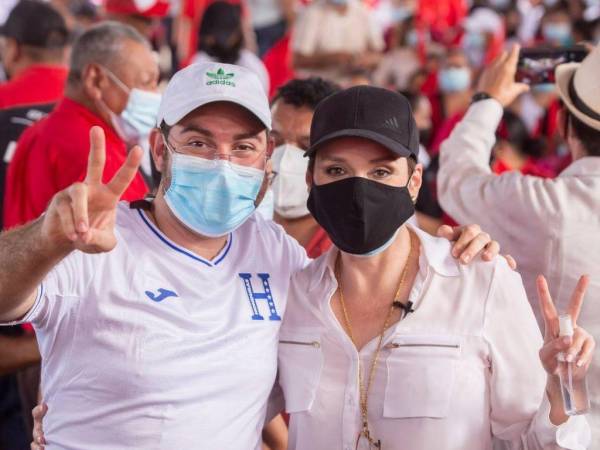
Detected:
[271,144,311,219]
[255,188,275,221]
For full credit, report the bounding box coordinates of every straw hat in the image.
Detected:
[556,44,600,131]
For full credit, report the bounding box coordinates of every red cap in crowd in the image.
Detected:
[104,0,169,18]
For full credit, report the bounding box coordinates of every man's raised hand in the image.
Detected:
[41,126,143,254]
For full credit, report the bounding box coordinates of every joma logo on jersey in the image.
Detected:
[239,273,281,321]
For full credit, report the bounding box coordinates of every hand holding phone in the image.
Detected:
[516,46,588,84]
[477,45,530,108]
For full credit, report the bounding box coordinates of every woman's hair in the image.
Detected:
[198,1,243,64]
[496,110,545,159]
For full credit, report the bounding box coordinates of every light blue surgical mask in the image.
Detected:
[102,66,162,141]
[438,67,471,93]
[532,83,556,94]
[164,153,265,237]
[121,88,162,137]
[542,23,573,46]
[489,0,511,10]
[392,6,413,23]
[406,29,419,47]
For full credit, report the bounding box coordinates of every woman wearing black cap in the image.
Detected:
[277,85,593,450]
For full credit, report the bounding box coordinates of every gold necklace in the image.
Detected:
[335,233,413,450]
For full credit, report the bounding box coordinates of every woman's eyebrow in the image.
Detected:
[320,156,347,163]
[369,156,399,163]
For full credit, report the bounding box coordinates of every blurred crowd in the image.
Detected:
[0,0,599,449]
[1,0,597,231]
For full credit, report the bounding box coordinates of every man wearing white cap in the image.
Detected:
[438,44,600,444]
[0,60,503,449]
[0,62,306,450]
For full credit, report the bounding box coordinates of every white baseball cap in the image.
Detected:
[157,62,271,130]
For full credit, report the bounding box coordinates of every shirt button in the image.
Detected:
[347,396,354,405]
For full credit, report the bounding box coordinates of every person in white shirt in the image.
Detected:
[291,0,384,85]
[0,61,502,450]
[437,44,600,444]
[277,85,594,450]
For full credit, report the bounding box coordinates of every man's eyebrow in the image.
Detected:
[180,125,214,137]
[233,130,265,140]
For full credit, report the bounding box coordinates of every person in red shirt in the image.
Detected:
[3,21,157,229]
[0,0,69,109]
[104,0,170,38]
[493,110,555,178]
[176,0,254,68]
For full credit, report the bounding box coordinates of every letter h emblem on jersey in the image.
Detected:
[239,273,281,321]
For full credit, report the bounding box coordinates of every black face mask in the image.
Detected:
[307,177,415,255]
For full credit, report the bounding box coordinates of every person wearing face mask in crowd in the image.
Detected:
[439,43,600,446]
[277,85,593,450]
[2,58,502,449]
[192,1,270,94]
[269,78,453,255]
[372,16,422,92]
[540,2,575,46]
[291,0,384,86]
[428,48,473,155]
[0,0,69,110]
[3,22,159,230]
[461,6,505,71]
[492,110,554,177]
[270,77,341,257]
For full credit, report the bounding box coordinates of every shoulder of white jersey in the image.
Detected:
[239,212,309,267]
[114,201,142,236]
[242,211,291,243]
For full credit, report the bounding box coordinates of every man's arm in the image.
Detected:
[0,126,143,323]
[437,46,559,232]
[0,219,71,322]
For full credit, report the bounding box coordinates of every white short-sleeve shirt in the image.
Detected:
[18,202,308,450]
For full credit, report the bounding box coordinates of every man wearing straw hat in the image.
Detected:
[438,44,600,444]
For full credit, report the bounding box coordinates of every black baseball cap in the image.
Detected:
[306,85,419,160]
[0,0,69,48]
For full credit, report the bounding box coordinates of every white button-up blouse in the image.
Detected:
[277,226,590,450]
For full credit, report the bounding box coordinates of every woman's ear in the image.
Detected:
[409,163,423,202]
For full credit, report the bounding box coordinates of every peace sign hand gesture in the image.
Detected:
[536,275,595,423]
[41,126,143,254]
[537,275,595,375]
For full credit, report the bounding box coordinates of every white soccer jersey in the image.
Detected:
[16,202,308,450]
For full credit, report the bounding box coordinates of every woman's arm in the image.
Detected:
[483,262,592,449]
[536,275,595,425]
